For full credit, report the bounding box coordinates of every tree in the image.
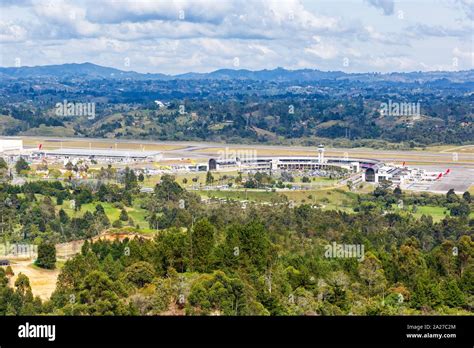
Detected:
[187,271,249,315]
[112,220,123,228]
[63,170,73,180]
[358,252,387,297]
[94,204,110,228]
[138,173,145,182]
[123,167,138,192]
[14,273,37,314]
[394,241,426,283]
[59,209,69,224]
[393,186,402,196]
[206,171,214,185]
[222,221,274,273]
[5,265,14,277]
[462,191,471,203]
[35,241,56,269]
[0,160,8,182]
[442,280,465,307]
[15,158,30,174]
[346,180,353,191]
[191,219,215,272]
[154,175,185,201]
[411,275,442,310]
[49,169,62,179]
[0,157,7,169]
[65,161,74,171]
[76,271,128,315]
[119,209,129,221]
[151,277,175,313]
[154,228,189,273]
[101,254,123,281]
[457,235,473,277]
[325,271,350,311]
[433,240,457,277]
[0,268,15,315]
[446,189,458,203]
[124,261,155,288]
[450,202,470,218]
[13,273,40,315]
[14,273,31,294]
[51,252,100,308]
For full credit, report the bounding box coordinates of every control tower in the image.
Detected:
[317,144,325,164]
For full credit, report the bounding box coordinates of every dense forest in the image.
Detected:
[1,65,473,148]
[0,173,472,316]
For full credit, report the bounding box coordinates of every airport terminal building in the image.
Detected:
[32,148,162,162]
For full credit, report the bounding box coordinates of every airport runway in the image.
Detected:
[17,135,474,164]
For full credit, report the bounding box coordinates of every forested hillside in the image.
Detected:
[1,64,473,148]
[1,175,472,316]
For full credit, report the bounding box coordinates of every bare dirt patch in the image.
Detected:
[7,260,59,300]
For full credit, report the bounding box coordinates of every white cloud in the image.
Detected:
[0,21,27,42]
[33,0,99,38]
[453,47,474,68]
[456,0,474,20]
[0,0,471,73]
[367,55,438,71]
[365,0,395,16]
[406,23,472,38]
[304,36,338,59]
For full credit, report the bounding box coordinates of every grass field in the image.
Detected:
[391,204,474,222]
[144,172,338,189]
[402,205,449,221]
[411,205,449,221]
[198,187,474,220]
[197,187,358,211]
[438,145,474,154]
[57,199,153,232]
[199,189,282,202]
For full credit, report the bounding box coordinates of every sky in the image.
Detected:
[0,0,472,74]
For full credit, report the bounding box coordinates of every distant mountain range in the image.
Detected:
[0,62,472,83]
[0,63,168,80]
